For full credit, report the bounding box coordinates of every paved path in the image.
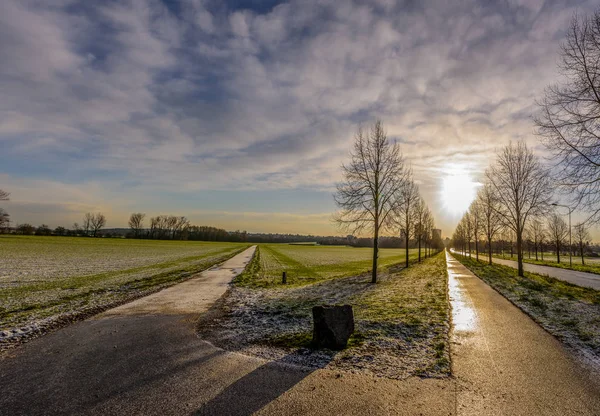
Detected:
[491,256,600,290]
[448,251,600,415]
[2,247,599,415]
[0,245,454,416]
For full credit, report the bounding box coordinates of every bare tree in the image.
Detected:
[535,9,600,223]
[573,222,591,264]
[476,182,503,264]
[487,141,553,276]
[150,215,170,239]
[468,201,483,261]
[528,218,547,261]
[334,121,408,283]
[172,216,190,240]
[547,213,569,263]
[463,212,473,257]
[149,216,158,239]
[413,197,426,262]
[396,174,420,268]
[90,213,106,237]
[0,189,9,201]
[82,213,93,236]
[423,206,434,258]
[0,208,9,231]
[539,222,547,261]
[452,221,467,254]
[128,213,146,238]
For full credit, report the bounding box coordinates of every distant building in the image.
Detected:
[433,229,442,240]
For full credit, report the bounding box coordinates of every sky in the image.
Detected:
[1,0,598,238]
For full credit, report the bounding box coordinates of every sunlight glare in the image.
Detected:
[441,165,479,215]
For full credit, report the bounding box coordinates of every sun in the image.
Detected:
[441,166,479,215]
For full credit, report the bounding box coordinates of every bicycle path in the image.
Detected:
[448,251,600,415]
[492,256,600,290]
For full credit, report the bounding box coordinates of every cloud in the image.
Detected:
[1,0,598,236]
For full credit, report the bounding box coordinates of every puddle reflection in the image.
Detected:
[446,251,477,332]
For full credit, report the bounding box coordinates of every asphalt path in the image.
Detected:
[491,256,600,290]
[448,251,600,415]
[1,247,599,415]
[0,246,453,416]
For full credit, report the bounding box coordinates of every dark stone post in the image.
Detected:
[312,305,354,350]
[282,271,287,284]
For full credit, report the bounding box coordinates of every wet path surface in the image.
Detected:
[447,251,600,415]
[492,257,600,290]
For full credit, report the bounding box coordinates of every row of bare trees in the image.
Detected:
[531,216,590,264]
[334,121,442,283]
[452,141,554,276]
[128,212,190,240]
[454,207,592,266]
[128,213,248,241]
[72,212,107,237]
[451,140,595,269]
[452,9,600,273]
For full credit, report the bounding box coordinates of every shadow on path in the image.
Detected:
[196,353,330,416]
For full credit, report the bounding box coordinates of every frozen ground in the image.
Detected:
[0,236,247,349]
[199,251,450,380]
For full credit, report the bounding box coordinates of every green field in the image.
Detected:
[236,244,421,287]
[0,236,248,337]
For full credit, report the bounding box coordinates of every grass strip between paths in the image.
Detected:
[200,250,450,379]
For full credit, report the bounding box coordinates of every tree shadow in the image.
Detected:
[195,352,333,416]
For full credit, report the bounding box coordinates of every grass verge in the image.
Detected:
[198,251,450,379]
[454,253,600,361]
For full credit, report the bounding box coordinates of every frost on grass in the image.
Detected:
[0,236,247,350]
[455,254,600,368]
[0,236,242,282]
[199,251,450,380]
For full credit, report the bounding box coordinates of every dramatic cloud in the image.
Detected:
[1,0,597,235]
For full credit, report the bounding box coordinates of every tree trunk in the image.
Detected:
[488,237,493,265]
[556,242,560,263]
[405,223,409,268]
[418,236,421,262]
[516,231,524,276]
[475,238,479,261]
[372,229,379,284]
[580,243,585,265]
[535,242,538,261]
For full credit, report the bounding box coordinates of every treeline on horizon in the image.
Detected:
[1,212,436,248]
